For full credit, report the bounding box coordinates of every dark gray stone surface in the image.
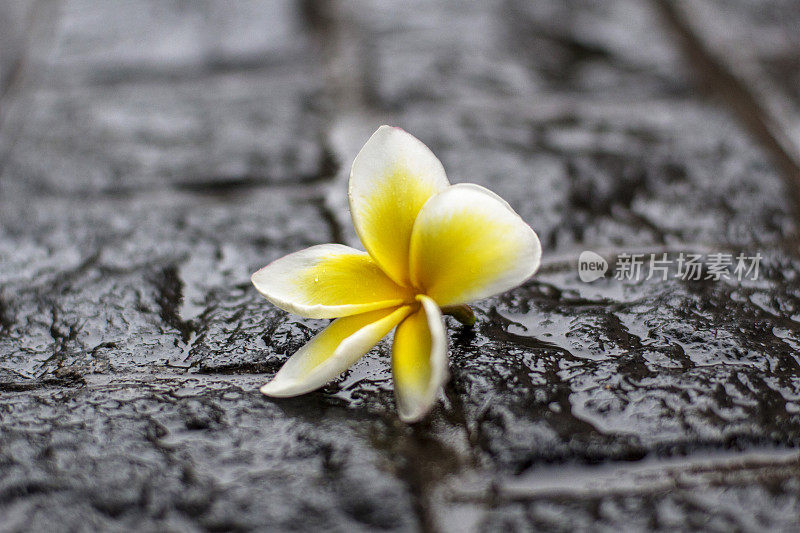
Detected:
[2,1,800,531]
[1,376,418,532]
[0,189,329,378]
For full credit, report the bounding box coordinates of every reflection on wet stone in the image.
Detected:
[1,0,800,530]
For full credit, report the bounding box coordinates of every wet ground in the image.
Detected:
[2,1,800,531]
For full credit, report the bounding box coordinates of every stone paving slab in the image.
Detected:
[1,72,326,196]
[0,376,418,532]
[1,0,326,196]
[0,188,329,379]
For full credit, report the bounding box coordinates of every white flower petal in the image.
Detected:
[261,306,413,397]
[391,295,448,422]
[349,126,450,286]
[409,183,541,307]
[251,244,412,319]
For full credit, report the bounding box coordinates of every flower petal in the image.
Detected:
[409,183,541,307]
[392,295,448,422]
[261,306,413,397]
[349,126,450,286]
[252,244,413,319]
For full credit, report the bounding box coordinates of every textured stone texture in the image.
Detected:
[0,376,418,532]
[2,0,326,195]
[2,1,800,531]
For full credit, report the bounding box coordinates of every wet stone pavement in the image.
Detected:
[1,1,800,531]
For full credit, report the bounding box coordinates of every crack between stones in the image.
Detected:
[301,0,391,250]
[654,0,800,230]
[313,195,346,245]
[310,147,346,244]
[449,448,800,503]
[14,177,332,202]
[299,3,455,530]
[0,371,272,394]
[152,265,196,343]
[70,50,313,88]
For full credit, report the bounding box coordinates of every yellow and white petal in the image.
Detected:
[261,306,413,397]
[392,295,448,423]
[409,183,541,307]
[251,244,413,319]
[349,126,450,286]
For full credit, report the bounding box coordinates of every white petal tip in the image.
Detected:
[260,379,299,398]
[397,377,448,423]
[375,124,404,134]
[398,404,434,423]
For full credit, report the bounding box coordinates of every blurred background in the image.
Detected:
[2,0,800,531]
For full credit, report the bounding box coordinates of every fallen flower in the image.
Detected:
[252,126,541,422]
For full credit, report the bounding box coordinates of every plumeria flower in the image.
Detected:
[252,126,541,422]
